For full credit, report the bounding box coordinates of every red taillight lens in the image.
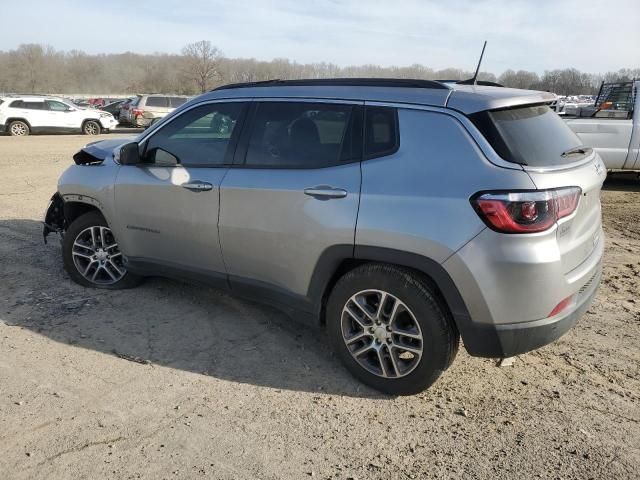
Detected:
[548,295,574,317]
[471,187,581,234]
[132,108,143,116]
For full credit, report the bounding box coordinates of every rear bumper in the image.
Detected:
[462,262,601,357]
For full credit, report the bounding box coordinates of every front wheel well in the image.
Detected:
[64,202,104,226]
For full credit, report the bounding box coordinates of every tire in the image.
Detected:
[326,263,459,395]
[8,120,30,136]
[62,211,142,289]
[82,120,101,135]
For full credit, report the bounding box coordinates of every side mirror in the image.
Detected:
[119,142,141,165]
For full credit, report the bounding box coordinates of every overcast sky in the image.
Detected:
[1,0,638,74]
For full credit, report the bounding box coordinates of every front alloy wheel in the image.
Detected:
[72,226,126,285]
[62,211,142,289]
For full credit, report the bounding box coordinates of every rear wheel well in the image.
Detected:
[6,117,31,128]
[64,202,103,226]
[320,258,456,333]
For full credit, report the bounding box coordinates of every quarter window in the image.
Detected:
[364,106,399,159]
[169,97,188,108]
[143,102,245,166]
[244,102,358,168]
[145,96,168,108]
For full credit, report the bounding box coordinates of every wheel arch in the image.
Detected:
[6,117,32,129]
[311,246,473,339]
[81,118,102,131]
[64,200,104,226]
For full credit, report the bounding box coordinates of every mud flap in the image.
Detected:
[43,193,65,244]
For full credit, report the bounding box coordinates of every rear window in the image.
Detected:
[471,105,584,166]
[169,97,187,108]
[145,96,167,107]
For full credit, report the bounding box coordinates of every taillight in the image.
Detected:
[471,187,581,234]
[132,108,143,116]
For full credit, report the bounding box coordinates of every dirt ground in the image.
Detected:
[0,135,638,480]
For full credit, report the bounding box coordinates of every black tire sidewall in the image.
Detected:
[327,264,457,395]
[62,211,140,289]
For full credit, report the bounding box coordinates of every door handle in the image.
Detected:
[182,181,213,192]
[304,186,348,199]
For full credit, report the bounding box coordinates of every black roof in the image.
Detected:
[213,78,449,91]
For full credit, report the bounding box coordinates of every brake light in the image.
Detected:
[471,187,581,234]
[132,108,143,117]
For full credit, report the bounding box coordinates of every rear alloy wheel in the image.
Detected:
[9,120,30,136]
[83,120,101,135]
[327,264,459,395]
[341,289,424,379]
[62,211,141,289]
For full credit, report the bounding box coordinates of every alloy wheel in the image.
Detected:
[84,122,99,135]
[341,289,424,378]
[10,122,28,136]
[71,226,126,285]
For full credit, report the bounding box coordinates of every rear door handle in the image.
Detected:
[182,181,213,192]
[304,186,348,199]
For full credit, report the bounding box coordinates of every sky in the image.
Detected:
[1,0,638,74]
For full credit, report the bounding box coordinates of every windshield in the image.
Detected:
[471,104,585,166]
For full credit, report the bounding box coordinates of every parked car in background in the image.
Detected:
[126,94,190,127]
[564,80,639,171]
[118,97,139,125]
[0,95,117,136]
[101,100,126,121]
[43,79,605,394]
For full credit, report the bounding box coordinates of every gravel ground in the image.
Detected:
[0,135,638,479]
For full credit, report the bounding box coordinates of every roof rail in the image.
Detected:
[213,78,450,91]
[437,79,504,87]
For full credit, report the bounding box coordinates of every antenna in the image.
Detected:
[471,40,487,85]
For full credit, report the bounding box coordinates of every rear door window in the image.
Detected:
[145,96,168,108]
[471,105,585,166]
[24,101,45,110]
[243,102,360,168]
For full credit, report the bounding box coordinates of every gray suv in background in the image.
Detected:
[123,94,190,127]
[43,79,605,395]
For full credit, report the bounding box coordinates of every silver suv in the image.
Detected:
[123,94,190,127]
[43,79,605,395]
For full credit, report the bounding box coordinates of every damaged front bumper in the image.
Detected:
[43,192,65,243]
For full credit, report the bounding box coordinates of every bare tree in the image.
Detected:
[0,42,638,96]
[181,41,222,93]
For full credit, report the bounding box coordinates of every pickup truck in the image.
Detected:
[563,80,639,171]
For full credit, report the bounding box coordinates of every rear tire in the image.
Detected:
[8,120,30,136]
[82,120,101,135]
[326,263,459,395]
[62,211,142,289]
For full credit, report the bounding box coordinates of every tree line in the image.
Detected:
[0,41,638,96]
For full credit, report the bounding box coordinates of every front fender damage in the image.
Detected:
[43,192,65,244]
